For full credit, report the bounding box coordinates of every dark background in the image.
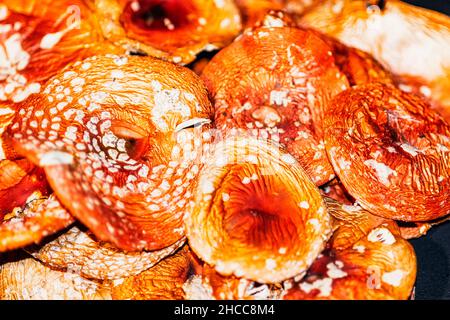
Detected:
[405,0,450,15]
[402,1,450,300]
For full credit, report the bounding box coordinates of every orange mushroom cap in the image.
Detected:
[0,0,117,103]
[284,200,417,300]
[202,26,349,186]
[0,193,74,252]
[324,83,450,221]
[314,32,394,86]
[185,136,332,283]
[111,245,202,300]
[94,0,241,64]
[0,158,74,252]
[0,254,111,299]
[0,158,50,216]
[30,226,185,280]
[200,263,283,300]
[9,54,213,251]
[299,0,450,122]
[235,0,315,29]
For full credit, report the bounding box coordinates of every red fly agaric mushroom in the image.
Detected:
[284,200,417,300]
[324,83,450,221]
[201,26,349,186]
[185,136,332,284]
[8,54,213,251]
[298,0,450,122]
[0,0,118,103]
[93,0,241,64]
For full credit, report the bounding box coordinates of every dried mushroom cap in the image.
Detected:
[201,264,283,300]
[284,203,417,300]
[0,0,118,103]
[324,197,386,251]
[202,27,349,186]
[0,255,111,300]
[0,194,74,252]
[111,245,202,300]
[299,0,450,122]
[9,54,213,251]
[325,83,450,221]
[30,226,185,280]
[94,0,241,64]
[185,136,332,283]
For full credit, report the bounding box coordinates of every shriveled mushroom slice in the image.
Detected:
[0,1,118,103]
[29,226,185,280]
[298,0,450,122]
[185,137,332,283]
[94,0,241,64]
[0,255,111,300]
[9,54,213,251]
[202,27,349,185]
[111,245,202,300]
[284,201,417,300]
[325,83,450,221]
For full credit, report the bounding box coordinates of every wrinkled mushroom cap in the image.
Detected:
[325,83,450,221]
[299,0,450,121]
[202,26,349,186]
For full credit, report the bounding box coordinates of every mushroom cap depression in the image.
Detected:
[9,54,213,251]
[185,136,331,283]
[94,0,242,64]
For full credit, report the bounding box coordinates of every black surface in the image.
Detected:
[404,0,450,16]
[397,0,450,300]
[411,222,450,299]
